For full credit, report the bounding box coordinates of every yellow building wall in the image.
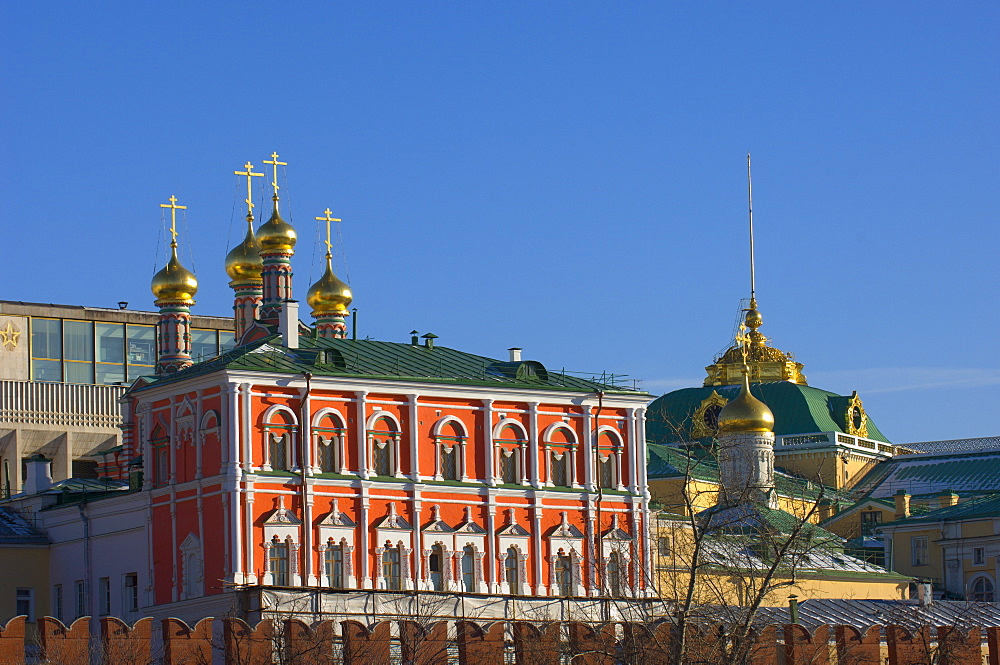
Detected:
[823,505,896,540]
[649,477,824,523]
[889,526,943,582]
[0,546,49,623]
[775,450,881,490]
[653,516,907,605]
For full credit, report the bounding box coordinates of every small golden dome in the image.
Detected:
[225,218,264,282]
[151,245,198,303]
[718,374,774,433]
[307,256,353,314]
[256,197,297,252]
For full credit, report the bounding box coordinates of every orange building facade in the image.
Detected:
[122,363,651,603]
[107,158,653,612]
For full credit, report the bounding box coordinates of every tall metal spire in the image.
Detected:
[747,153,756,302]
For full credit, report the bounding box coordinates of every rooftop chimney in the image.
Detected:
[280,300,300,349]
[410,330,420,346]
[24,453,53,495]
[894,489,910,519]
[916,581,933,606]
[938,490,959,509]
[422,333,437,349]
[508,347,522,362]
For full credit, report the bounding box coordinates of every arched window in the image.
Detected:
[595,429,623,490]
[369,416,399,478]
[382,544,402,590]
[545,427,576,488]
[555,551,573,596]
[429,544,447,591]
[461,546,476,593]
[434,419,466,481]
[324,540,345,588]
[314,411,346,474]
[505,547,520,592]
[495,423,526,485]
[263,407,297,472]
[269,536,290,586]
[972,576,995,601]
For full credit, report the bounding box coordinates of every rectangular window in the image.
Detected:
[63,320,94,384]
[31,318,62,381]
[657,536,671,558]
[974,547,986,565]
[126,325,156,380]
[53,585,63,622]
[219,330,236,352]
[74,580,85,619]
[860,511,883,535]
[98,577,111,616]
[911,536,929,566]
[325,545,344,588]
[270,542,289,586]
[190,329,218,362]
[124,573,139,612]
[95,323,125,384]
[382,547,401,590]
[15,588,34,622]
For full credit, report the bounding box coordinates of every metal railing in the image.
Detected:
[0,380,126,429]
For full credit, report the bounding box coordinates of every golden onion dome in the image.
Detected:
[225,218,264,282]
[256,197,297,251]
[307,256,353,314]
[151,245,199,303]
[718,374,774,433]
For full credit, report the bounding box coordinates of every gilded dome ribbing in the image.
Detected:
[151,245,198,303]
[307,256,353,314]
[718,374,774,433]
[225,217,264,282]
[256,197,297,251]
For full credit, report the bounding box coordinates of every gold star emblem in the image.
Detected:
[0,321,20,351]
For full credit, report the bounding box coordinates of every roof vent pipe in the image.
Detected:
[410,330,420,346]
[280,300,300,349]
[508,347,522,362]
[422,333,438,349]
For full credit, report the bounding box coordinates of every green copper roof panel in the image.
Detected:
[132,333,648,396]
[853,450,1000,499]
[646,382,890,444]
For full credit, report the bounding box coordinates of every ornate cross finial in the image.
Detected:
[234,161,264,219]
[262,151,287,199]
[736,322,750,375]
[159,195,187,246]
[315,208,342,258]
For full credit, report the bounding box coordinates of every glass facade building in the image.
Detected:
[24,310,234,385]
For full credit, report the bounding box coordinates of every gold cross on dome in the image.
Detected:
[159,195,187,245]
[315,208,342,257]
[234,161,264,217]
[262,151,287,198]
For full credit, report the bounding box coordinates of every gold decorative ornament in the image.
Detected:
[226,162,265,282]
[151,195,198,303]
[256,152,297,251]
[307,208,353,314]
[691,391,729,439]
[717,372,775,433]
[0,321,21,350]
[844,391,869,438]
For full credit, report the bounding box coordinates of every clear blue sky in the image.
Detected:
[2,3,997,444]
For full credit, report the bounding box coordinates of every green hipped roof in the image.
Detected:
[882,492,1000,527]
[646,382,890,444]
[647,444,853,504]
[851,449,1000,499]
[130,332,649,396]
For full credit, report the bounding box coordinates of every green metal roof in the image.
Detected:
[646,381,890,444]
[647,444,852,504]
[851,449,1000,499]
[882,492,1000,527]
[131,332,648,396]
